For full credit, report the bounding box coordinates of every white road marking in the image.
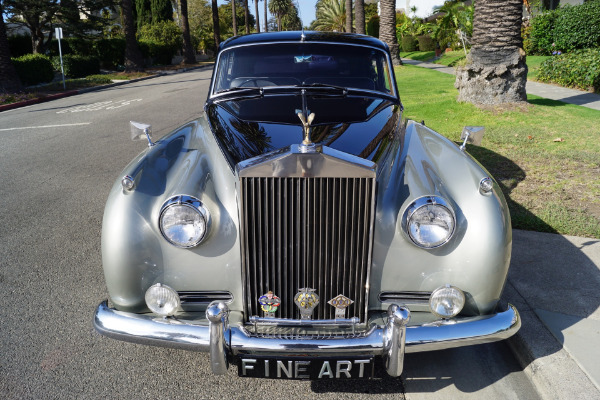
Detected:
[56,99,142,113]
[0,122,91,132]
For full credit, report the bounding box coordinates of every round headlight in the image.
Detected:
[429,285,465,319]
[403,196,455,249]
[145,283,180,316]
[159,195,210,248]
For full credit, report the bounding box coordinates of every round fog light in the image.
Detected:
[429,285,465,319]
[145,283,180,316]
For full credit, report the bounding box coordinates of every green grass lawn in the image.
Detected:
[526,55,551,80]
[395,64,600,238]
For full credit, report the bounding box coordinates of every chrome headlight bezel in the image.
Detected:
[159,195,210,248]
[401,196,456,249]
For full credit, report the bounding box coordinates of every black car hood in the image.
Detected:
[206,95,401,168]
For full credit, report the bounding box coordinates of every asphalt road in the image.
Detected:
[0,69,540,399]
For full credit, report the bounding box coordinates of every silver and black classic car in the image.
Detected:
[94,31,520,379]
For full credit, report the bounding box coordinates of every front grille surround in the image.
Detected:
[237,145,377,324]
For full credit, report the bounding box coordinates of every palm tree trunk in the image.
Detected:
[0,2,22,93]
[244,0,250,34]
[345,0,352,33]
[455,0,527,104]
[211,0,221,49]
[379,0,401,65]
[232,0,238,36]
[122,0,145,71]
[180,0,196,64]
[264,0,268,32]
[255,0,260,33]
[355,0,365,34]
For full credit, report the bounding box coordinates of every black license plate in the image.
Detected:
[237,356,374,379]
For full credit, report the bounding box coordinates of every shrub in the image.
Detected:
[416,35,436,52]
[53,55,101,78]
[137,21,182,65]
[366,15,379,38]
[553,0,600,53]
[47,37,95,57]
[538,49,600,92]
[527,10,558,55]
[12,54,54,86]
[94,38,126,69]
[401,35,418,52]
[8,34,33,57]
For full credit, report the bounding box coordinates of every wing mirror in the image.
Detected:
[459,126,484,151]
[130,121,155,147]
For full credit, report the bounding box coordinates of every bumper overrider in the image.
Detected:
[93,301,520,377]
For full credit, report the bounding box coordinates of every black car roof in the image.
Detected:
[219,31,390,52]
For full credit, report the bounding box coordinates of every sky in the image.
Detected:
[218,0,446,29]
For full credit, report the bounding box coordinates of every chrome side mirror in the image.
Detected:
[460,126,485,151]
[130,121,155,147]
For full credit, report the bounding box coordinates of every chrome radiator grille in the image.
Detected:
[240,176,376,323]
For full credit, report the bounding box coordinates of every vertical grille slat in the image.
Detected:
[241,171,375,323]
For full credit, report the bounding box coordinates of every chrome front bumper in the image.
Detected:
[93,301,520,377]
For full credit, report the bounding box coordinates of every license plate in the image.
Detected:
[237,356,374,379]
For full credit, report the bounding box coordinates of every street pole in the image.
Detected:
[55,27,66,90]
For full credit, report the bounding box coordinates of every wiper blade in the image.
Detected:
[302,82,348,92]
[215,86,263,94]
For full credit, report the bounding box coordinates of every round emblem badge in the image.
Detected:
[258,291,280,313]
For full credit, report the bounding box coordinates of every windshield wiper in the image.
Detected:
[215,86,263,95]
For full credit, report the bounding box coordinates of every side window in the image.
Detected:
[215,52,235,92]
[371,56,392,94]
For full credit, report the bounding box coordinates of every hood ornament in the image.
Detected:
[294,288,319,319]
[296,89,320,153]
[258,291,280,318]
[297,110,315,146]
[328,294,354,319]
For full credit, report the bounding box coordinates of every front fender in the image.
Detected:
[101,115,243,312]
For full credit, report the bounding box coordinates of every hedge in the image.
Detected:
[527,0,600,55]
[401,35,418,52]
[553,0,600,53]
[94,38,126,69]
[137,21,182,65]
[538,49,600,92]
[12,54,54,86]
[417,35,436,52]
[52,55,100,78]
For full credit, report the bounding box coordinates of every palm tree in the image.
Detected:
[244,0,250,34]
[0,0,22,93]
[122,0,144,71]
[379,0,401,65]
[211,0,221,49]
[255,0,260,33]
[455,0,527,104]
[312,0,345,32]
[355,0,365,34]
[263,0,268,31]
[180,0,196,64]
[268,0,290,31]
[345,0,352,32]
[232,0,238,36]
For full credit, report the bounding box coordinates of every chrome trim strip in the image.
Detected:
[209,41,399,100]
[249,316,360,327]
[94,301,521,361]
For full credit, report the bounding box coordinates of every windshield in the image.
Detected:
[212,43,395,97]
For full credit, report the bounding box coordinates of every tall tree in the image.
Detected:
[0,0,22,93]
[268,0,289,31]
[263,0,268,31]
[379,0,401,65]
[151,0,173,22]
[5,0,59,54]
[455,0,527,104]
[345,0,352,32]
[232,0,237,35]
[211,0,220,49]
[312,0,344,32]
[254,0,260,33]
[122,0,145,70]
[180,0,196,63]
[355,0,365,34]
[244,0,250,33]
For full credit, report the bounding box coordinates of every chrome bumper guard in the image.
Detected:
[94,301,520,377]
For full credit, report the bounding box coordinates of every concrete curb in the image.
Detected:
[0,64,212,113]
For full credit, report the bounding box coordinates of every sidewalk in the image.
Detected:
[401,58,600,111]
[505,230,600,399]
